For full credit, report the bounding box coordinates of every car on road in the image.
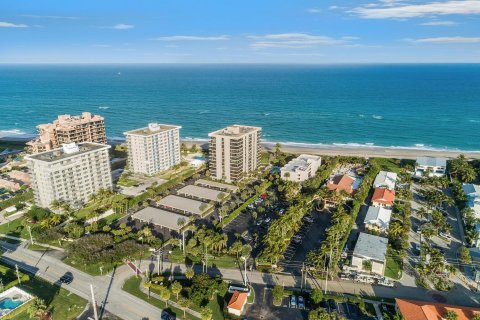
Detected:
[328,299,337,311]
[290,295,297,308]
[303,216,314,223]
[60,271,73,284]
[297,296,305,309]
[161,310,176,320]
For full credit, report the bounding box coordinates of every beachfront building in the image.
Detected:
[124,123,181,175]
[351,232,388,275]
[280,154,321,182]
[463,183,480,219]
[364,206,392,234]
[415,156,448,178]
[395,298,480,320]
[326,174,356,195]
[27,112,107,154]
[371,188,395,208]
[208,125,261,183]
[373,171,397,190]
[26,142,112,209]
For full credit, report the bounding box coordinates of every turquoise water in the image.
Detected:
[0,298,23,310]
[0,64,479,150]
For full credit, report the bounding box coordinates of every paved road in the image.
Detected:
[0,241,163,320]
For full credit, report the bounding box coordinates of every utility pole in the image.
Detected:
[157,250,161,275]
[324,246,333,294]
[90,284,99,320]
[242,256,248,286]
[301,262,305,291]
[27,226,34,245]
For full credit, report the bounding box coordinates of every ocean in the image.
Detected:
[0,64,479,151]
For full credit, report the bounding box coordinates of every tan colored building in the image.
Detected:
[26,142,112,209]
[8,170,31,185]
[208,125,261,182]
[0,177,22,191]
[124,123,181,175]
[27,112,107,153]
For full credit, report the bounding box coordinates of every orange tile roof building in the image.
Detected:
[326,174,355,195]
[27,112,107,153]
[371,188,395,208]
[396,298,480,320]
[227,291,248,316]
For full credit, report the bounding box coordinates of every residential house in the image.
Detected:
[373,171,397,190]
[280,154,322,182]
[326,174,356,195]
[227,291,248,316]
[463,183,480,219]
[351,232,388,275]
[364,206,392,234]
[371,188,395,208]
[395,298,480,320]
[415,157,448,178]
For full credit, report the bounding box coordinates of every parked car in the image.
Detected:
[241,231,253,242]
[265,217,271,223]
[279,208,285,215]
[290,295,297,308]
[439,232,452,241]
[297,296,305,309]
[303,216,314,223]
[255,219,264,226]
[328,299,337,311]
[412,243,420,255]
[319,300,328,309]
[292,235,302,243]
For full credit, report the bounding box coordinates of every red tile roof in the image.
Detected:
[396,298,480,320]
[227,291,248,311]
[326,174,355,194]
[372,188,395,205]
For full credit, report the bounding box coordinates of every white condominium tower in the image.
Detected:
[208,125,261,182]
[26,142,112,209]
[124,123,181,175]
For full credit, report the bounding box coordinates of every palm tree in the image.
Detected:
[50,214,61,226]
[50,200,61,212]
[388,221,404,238]
[185,268,195,281]
[416,207,428,220]
[171,281,183,301]
[200,307,213,320]
[444,310,459,320]
[159,286,171,308]
[178,297,191,319]
[27,298,49,320]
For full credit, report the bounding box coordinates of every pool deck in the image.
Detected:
[0,286,33,318]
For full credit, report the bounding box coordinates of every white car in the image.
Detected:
[439,232,452,240]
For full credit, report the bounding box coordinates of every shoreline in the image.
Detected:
[2,136,480,160]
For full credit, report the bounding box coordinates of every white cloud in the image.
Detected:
[111,24,134,30]
[0,21,28,28]
[420,20,457,25]
[352,0,480,19]
[248,33,347,48]
[92,44,112,48]
[153,35,230,41]
[307,8,322,13]
[409,36,480,43]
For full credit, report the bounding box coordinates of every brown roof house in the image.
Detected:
[371,188,395,208]
[395,298,480,320]
[227,291,248,316]
[326,174,356,195]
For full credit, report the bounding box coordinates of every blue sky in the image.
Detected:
[1,0,480,63]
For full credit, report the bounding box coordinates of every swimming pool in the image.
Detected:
[0,298,23,310]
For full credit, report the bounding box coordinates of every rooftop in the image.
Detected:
[177,184,226,202]
[326,174,355,194]
[195,179,238,192]
[227,291,248,311]
[132,206,187,231]
[372,188,396,205]
[396,298,480,320]
[463,183,480,197]
[416,156,448,167]
[124,123,181,136]
[282,154,321,173]
[353,232,388,262]
[364,206,392,229]
[26,142,110,163]
[158,195,212,215]
[373,171,397,190]
[208,124,261,138]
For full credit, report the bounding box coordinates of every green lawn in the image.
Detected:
[117,177,140,187]
[168,248,239,269]
[385,256,403,280]
[0,262,86,320]
[371,158,402,173]
[0,217,30,239]
[122,276,199,320]
[63,256,118,276]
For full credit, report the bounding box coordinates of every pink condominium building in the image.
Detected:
[27,112,107,153]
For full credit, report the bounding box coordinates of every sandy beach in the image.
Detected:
[182,139,480,160]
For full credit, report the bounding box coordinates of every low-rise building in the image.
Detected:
[7,170,31,185]
[395,298,480,320]
[371,188,395,208]
[280,154,321,182]
[463,183,480,219]
[0,177,22,191]
[373,171,397,190]
[227,291,248,316]
[364,206,392,234]
[326,174,356,195]
[351,232,388,275]
[475,224,480,249]
[415,156,448,178]
[25,142,112,209]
